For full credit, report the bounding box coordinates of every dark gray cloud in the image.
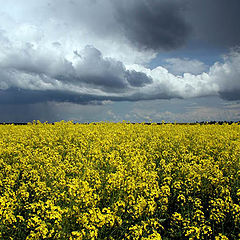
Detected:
[186,0,240,48]
[111,0,240,51]
[219,90,240,101]
[73,46,128,90]
[0,88,98,105]
[113,0,191,51]
[124,70,153,87]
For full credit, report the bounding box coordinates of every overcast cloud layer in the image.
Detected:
[0,0,240,121]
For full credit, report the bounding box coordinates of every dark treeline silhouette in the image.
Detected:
[195,121,239,125]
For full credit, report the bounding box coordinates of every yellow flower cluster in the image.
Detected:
[0,121,240,239]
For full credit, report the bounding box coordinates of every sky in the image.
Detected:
[0,0,240,123]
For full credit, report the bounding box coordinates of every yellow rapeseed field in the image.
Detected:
[0,121,240,239]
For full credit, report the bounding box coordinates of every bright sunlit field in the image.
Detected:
[0,122,240,239]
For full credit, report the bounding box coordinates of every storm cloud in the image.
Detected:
[187,0,240,48]
[113,0,191,51]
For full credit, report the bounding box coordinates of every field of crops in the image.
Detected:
[0,122,240,239]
